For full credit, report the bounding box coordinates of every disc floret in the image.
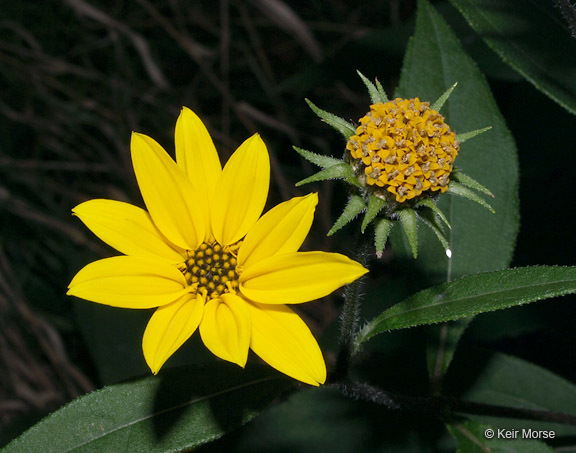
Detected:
[179,241,242,300]
[346,98,459,203]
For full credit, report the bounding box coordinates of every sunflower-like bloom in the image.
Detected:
[67,107,368,385]
[297,73,493,258]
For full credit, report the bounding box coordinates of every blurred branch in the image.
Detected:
[0,244,94,428]
[61,0,170,88]
[0,157,109,173]
[0,186,93,248]
[134,0,214,61]
[220,0,231,139]
[248,0,323,62]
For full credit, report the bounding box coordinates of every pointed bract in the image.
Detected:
[432,82,458,112]
[361,195,386,233]
[455,126,492,144]
[448,181,495,213]
[452,170,495,197]
[415,198,451,229]
[374,218,394,256]
[419,210,450,254]
[296,163,355,187]
[328,195,366,236]
[293,146,342,169]
[397,208,419,259]
[375,79,389,103]
[305,99,356,139]
[357,71,389,104]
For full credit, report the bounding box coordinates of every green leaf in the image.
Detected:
[357,71,388,104]
[374,218,394,256]
[205,386,426,452]
[447,181,494,213]
[356,266,576,345]
[431,81,458,112]
[4,364,291,453]
[427,319,472,393]
[395,0,519,279]
[452,351,576,437]
[448,0,576,115]
[397,208,418,258]
[447,420,554,453]
[451,170,495,197]
[361,195,386,233]
[455,126,492,144]
[295,163,355,187]
[305,99,356,139]
[293,146,342,169]
[328,195,366,236]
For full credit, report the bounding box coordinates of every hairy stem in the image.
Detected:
[334,379,576,427]
[334,234,370,380]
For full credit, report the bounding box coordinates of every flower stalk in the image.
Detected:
[335,233,371,381]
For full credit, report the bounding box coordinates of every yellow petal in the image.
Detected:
[240,251,368,304]
[143,293,204,374]
[199,293,251,367]
[175,107,222,198]
[131,132,205,250]
[73,199,184,263]
[67,256,188,308]
[238,193,318,268]
[211,134,270,246]
[175,107,222,236]
[246,302,326,386]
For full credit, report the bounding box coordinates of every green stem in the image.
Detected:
[334,234,370,381]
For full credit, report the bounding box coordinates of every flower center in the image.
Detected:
[179,241,241,300]
[346,98,459,203]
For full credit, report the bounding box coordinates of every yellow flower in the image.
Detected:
[67,107,368,386]
[346,98,459,203]
[299,75,493,258]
